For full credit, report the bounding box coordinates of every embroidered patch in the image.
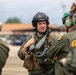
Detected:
[71,40,76,47]
[58,36,62,41]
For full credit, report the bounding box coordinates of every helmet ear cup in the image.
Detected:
[46,20,49,25]
[32,20,36,27]
[65,19,74,27]
[72,14,76,25]
[65,19,72,27]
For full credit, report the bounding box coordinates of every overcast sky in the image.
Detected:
[0,0,76,26]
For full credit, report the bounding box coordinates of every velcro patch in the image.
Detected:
[71,40,76,47]
[58,36,62,41]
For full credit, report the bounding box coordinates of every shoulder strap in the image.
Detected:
[29,32,35,51]
[29,32,48,51]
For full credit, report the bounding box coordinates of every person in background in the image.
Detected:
[0,22,10,75]
[60,3,76,75]
[46,11,74,75]
[46,3,76,74]
[18,12,58,75]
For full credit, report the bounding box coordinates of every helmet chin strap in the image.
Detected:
[66,28,68,33]
[64,25,68,33]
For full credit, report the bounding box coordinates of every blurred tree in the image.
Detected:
[5,17,21,23]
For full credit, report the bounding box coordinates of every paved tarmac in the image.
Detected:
[2,45,28,75]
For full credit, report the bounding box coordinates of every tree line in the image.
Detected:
[5,17,21,23]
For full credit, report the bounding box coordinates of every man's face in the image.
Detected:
[37,21,47,33]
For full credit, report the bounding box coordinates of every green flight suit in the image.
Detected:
[0,39,10,75]
[47,29,76,75]
[18,32,58,75]
[64,30,76,75]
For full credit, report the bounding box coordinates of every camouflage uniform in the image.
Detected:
[18,32,58,75]
[0,39,10,75]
